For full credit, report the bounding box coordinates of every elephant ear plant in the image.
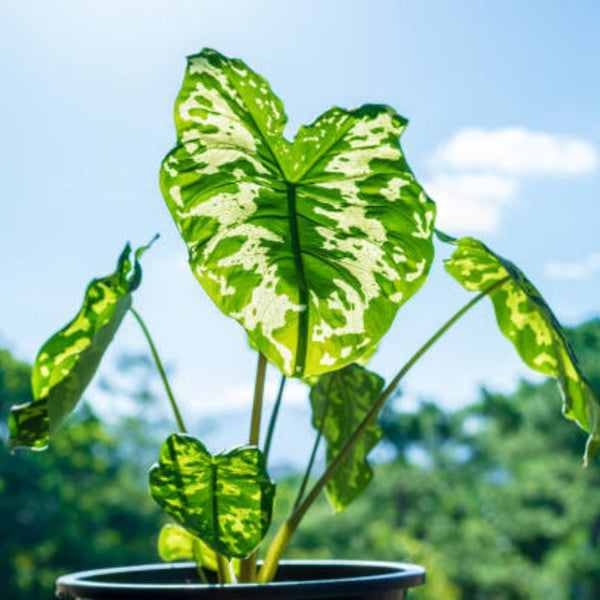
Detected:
[9,49,600,586]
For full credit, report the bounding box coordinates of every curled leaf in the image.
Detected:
[441,233,600,464]
[9,240,155,450]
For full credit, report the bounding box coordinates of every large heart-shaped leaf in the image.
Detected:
[310,363,385,511]
[160,48,435,378]
[149,434,275,559]
[9,241,153,450]
[441,233,600,464]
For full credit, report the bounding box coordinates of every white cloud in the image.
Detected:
[426,127,598,233]
[423,172,518,233]
[432,127,598,175]
[545,252,600,280]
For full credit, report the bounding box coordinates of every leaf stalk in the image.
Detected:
[263,375,286,462]
[239,352,268,582]
[257,276,510,582]
[293,378,333,510]
[129,307,187,434]
[249,352,268,446]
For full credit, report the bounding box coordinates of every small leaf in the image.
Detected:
[441,234,600,464]
[158,523,242,575]
[158,523,218,571]
[149,434,275,559]
[160,48,436,379]
[9,240,155,450]
[310,363,385,511]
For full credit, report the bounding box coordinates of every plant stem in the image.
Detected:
[228,560,238,584]
[216,554,229,585]
[239,352,268,583]
[257,277,510,583]
[129,307,187,434]
[292,379,333,511]
[263,375,286,462]
[196,565,209,585]
[249,352,268,446]
[131,308,216,580]
[191,541,209,584]
[293,427,323,511]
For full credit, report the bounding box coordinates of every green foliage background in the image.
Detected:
[0,351,163,599]
[1,319,599,599]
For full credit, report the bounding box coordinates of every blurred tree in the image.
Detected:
[0,350,165,600]
[0,350,31,442]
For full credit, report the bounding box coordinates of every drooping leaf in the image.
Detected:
[9,239,155,450]
[160,48,436,379]
[441,233,600,464]
[149,434,275,559]
[310,363,385,511]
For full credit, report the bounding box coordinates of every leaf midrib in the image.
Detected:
[210,460,222,554]
[287,183,309,376]
[221,65,322,376]
[216,60,403,377]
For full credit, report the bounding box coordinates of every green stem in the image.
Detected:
[257,277,510,583]
[249,352,268,446]
[263,375,286,462]
[216,554,229,585]
[292,378,333,510]
[129,307,187,434]
[191,541,209,584]
[239,352,268,583]
[196,565,209,585]
[228,560,238,584]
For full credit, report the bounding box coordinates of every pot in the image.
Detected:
[55,559,425,599]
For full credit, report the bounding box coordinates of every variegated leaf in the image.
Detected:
[149,434,275,559]
[9,241,154,450]
[310,363,385,511]
[442,234,600,464]
[158,523,218,571]
[158,523,241,575]
[160,48,436,378]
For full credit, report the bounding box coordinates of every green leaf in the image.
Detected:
[149,434,275,559]
[160,48,435,378]
[9,240,155,450]
[310,363,385,511]
[441,234,600,464]
[158,523,218,571]
[158,523,242,575]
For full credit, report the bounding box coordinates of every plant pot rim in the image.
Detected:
[56,559,426,598]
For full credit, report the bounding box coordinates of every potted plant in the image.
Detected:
[8,48,599,599]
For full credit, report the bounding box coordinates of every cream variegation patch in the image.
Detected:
[160,49,436,377]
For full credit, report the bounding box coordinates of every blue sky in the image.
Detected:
[1,1,599,446]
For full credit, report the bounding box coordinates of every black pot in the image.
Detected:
[56,560,425,600]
